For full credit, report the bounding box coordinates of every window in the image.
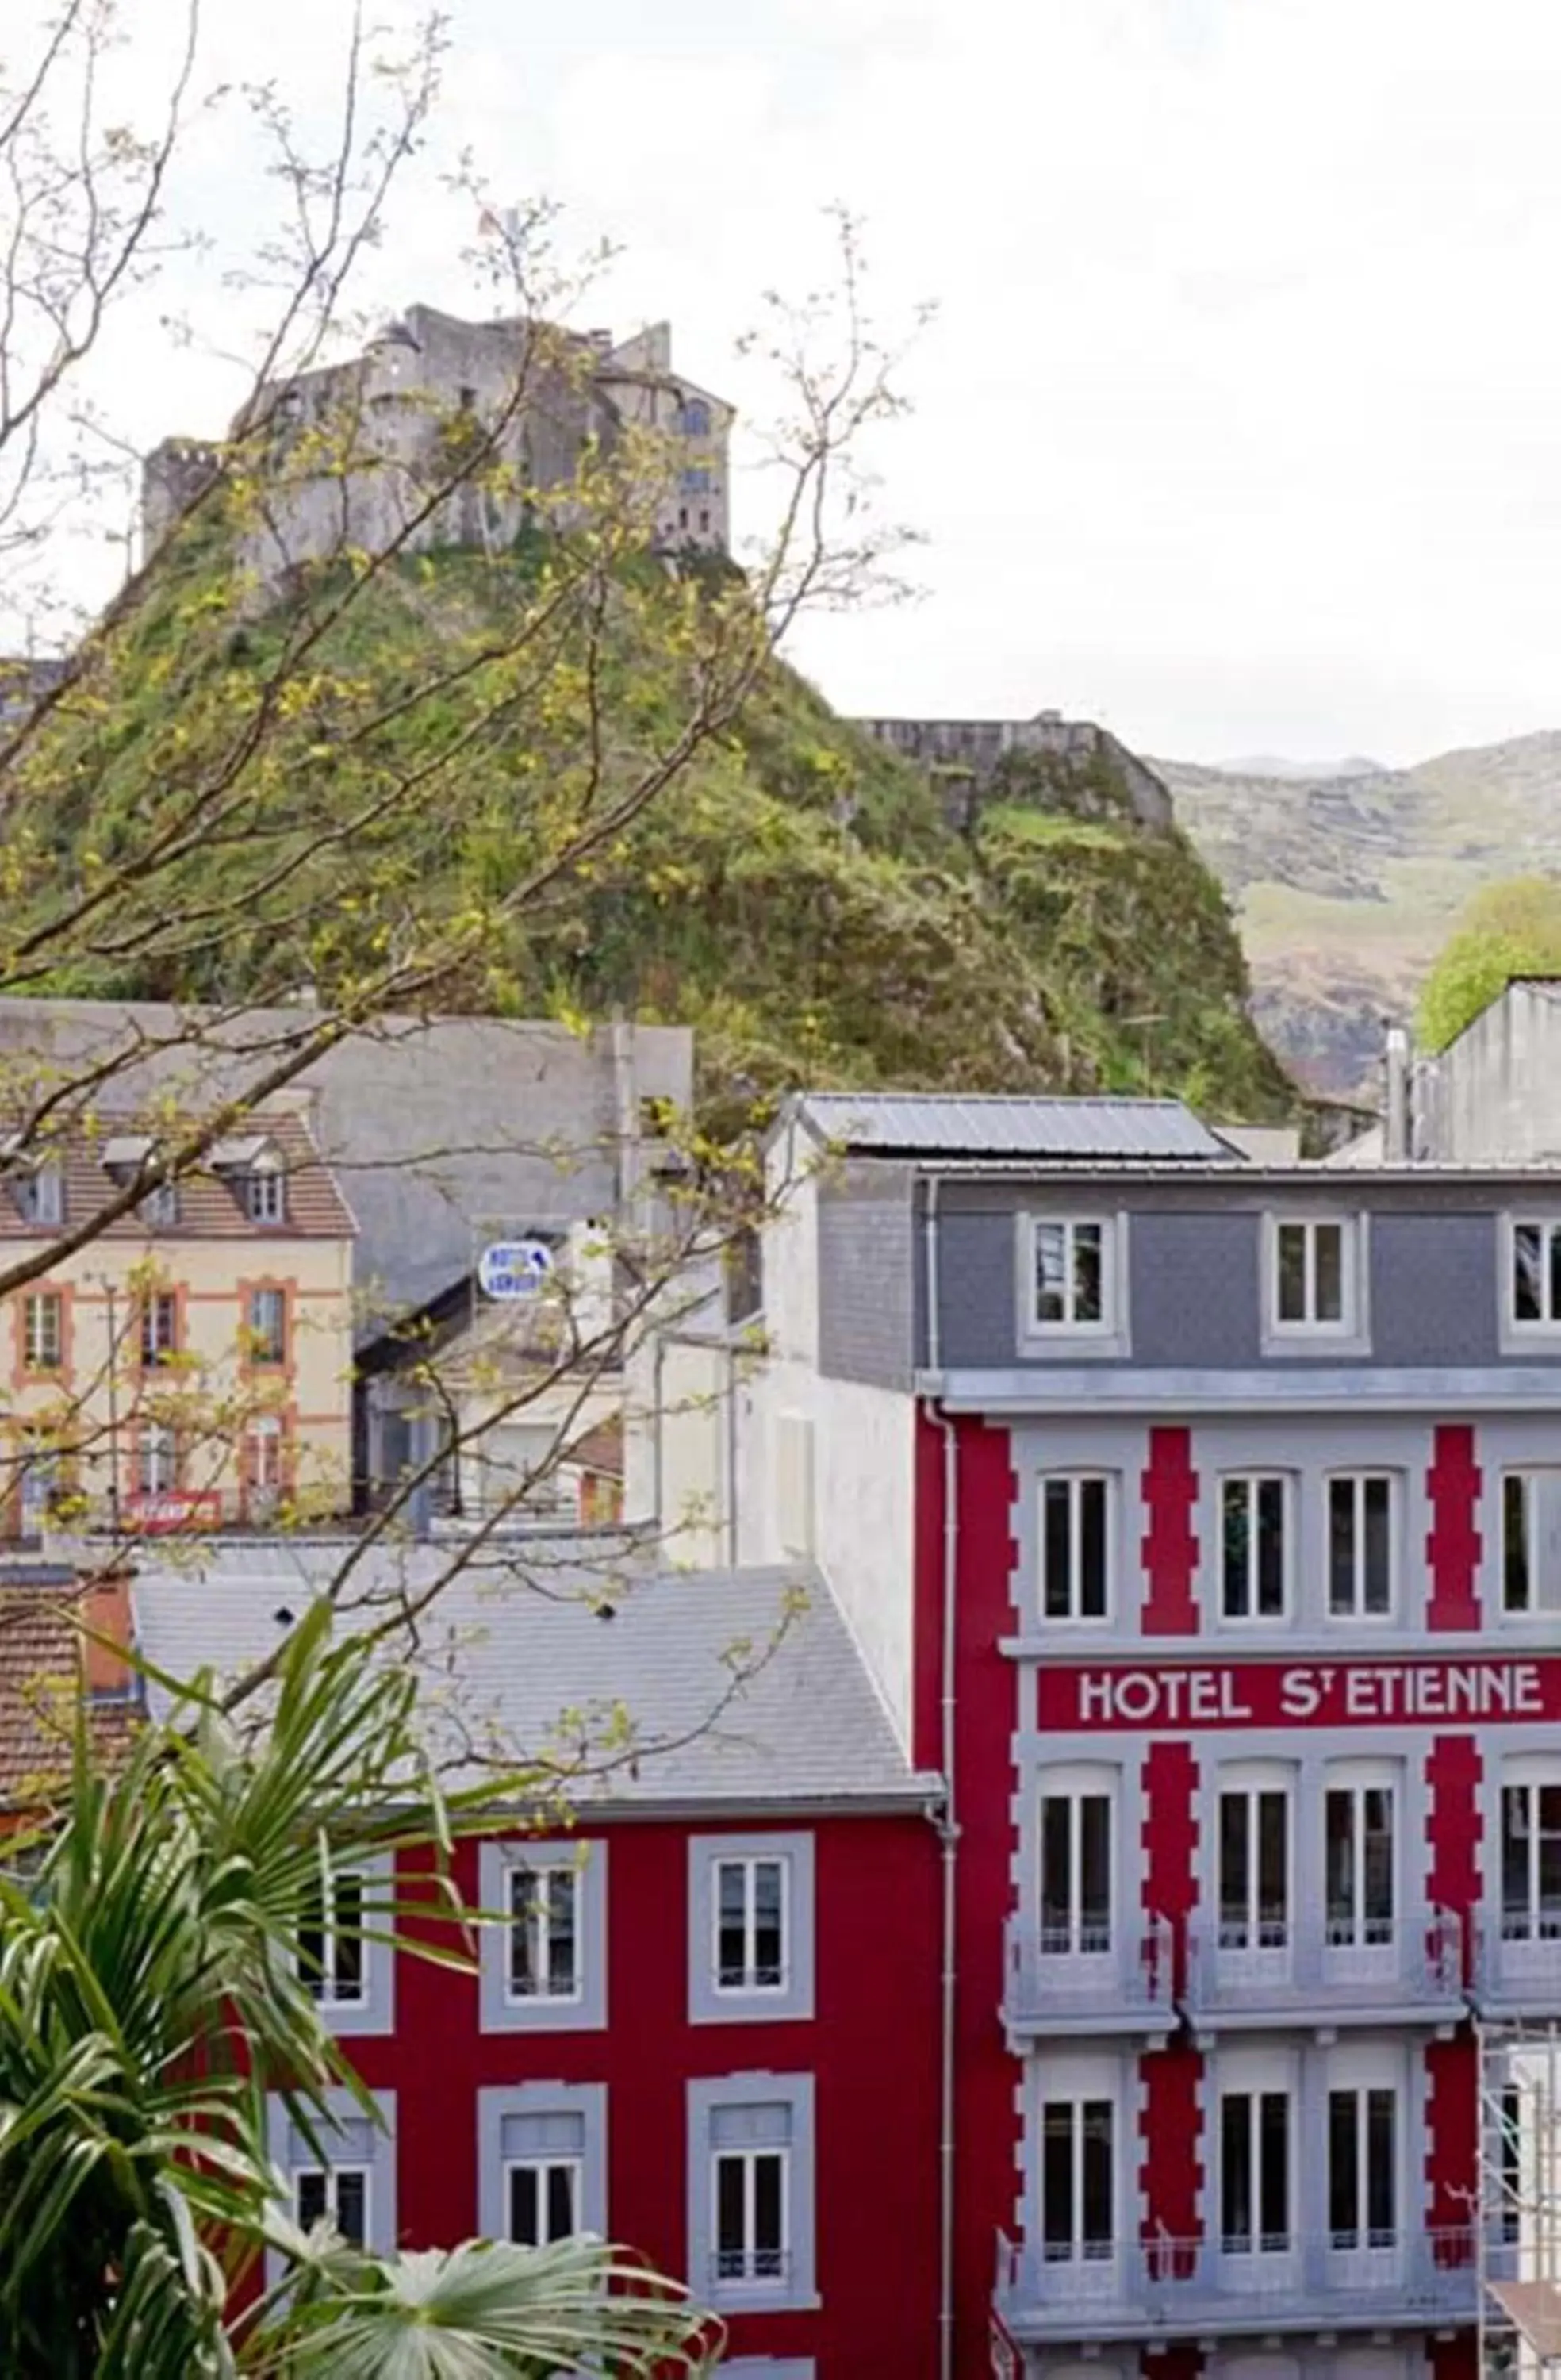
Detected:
[246,1286,286,1365]
[136,1423,179,1495]
[478,2086,606,2244]
[244,1164,285,1225]
[296,2163,368,2246]
[509,2152,580,2245]
[1502,1781,1561,1942]
[1040,1787,1112,1956]
[1512,1223,1561,1325]
[1041,1476,1109,1620]
[1500,2084,1524,2244]
[681,464,712,494]
[267,2090,395,2279]
[478,1841,607,2032]
[1329,1476,1394,1617]
[1220,2090,1291,2254]
[1041,2097,1114,2263]
[508,1864,578,2002]
[689,2079,815,2313]
[17,1438,65,1533]
[1032,1219,1110,1330]
[15,1161,63,1227]
[1328,2086,1397,2248]
[715,1857,786,1993]
[140,1292,178,1366]
[715,2136,787,2284]
[680,398,711,436]
[689,1833,814,2023]
[140,1179,178,1228]
[1219,1784,1289,1952]
[1221,1476,1287,1619]
[1271,1218,1354,1331]
[1502,1472,1561,1614]
[299,1869,366,2006]
[245,1412,286,1507]
[21,1291,63,1372]
[1325,1781,1394,1948]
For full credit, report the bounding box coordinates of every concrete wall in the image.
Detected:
[1416,982,1561,1164]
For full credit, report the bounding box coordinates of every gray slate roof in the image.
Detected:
[0,999,692,1330]
[131,1549,927,1810]
[789,1089,1232,1161]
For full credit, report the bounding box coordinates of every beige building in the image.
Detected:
[0,1096,355,1538]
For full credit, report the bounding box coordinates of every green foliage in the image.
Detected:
[1416,876,1561,1052]
[0,1608,717,2376]
[12,527,1294,1127]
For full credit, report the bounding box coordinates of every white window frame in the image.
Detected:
[140,1178,179,1229]
[17,1161,63,1227]
[1325,2079,1399,2254]
[266,2088,397,2282]
[295,1850,393,2036]
[1018,1213,1128,1358]
[1323,1763,1398,1958]
[21,1291,62,1372]
[1218,2084,1293,2259]
[1506,1217,1561,1334]
[507,1863,580,2006]
[247,1284,287,1365]
[715,1856,788,1995]
[1327,1472,1397,1619]
[140,1290,178,1366]
[1262,1213,1367,1351]
[245,1161,286,1226]
[688,2075,817,2315]
[1216,1764,1292,1959]
[478,2082,607,2243]
[1500,1470,1561,1616]
[136,1421,179,1495]
[505,2152,582,2245]
[713,2143,789,2287]
[1038,2066,1118,2267]
[1218,1472,1290,1622]
[1037,1766,1116,1960]
[294,2160,370,2246]
[478,1841,607,2033]
[1499,1762,1561,1945]
[1039,1472,1113,1623]
[688,1833,815,2024]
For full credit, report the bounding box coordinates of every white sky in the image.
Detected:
[17,0,1561,765]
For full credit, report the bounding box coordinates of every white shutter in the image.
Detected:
[711,2102,792,2150]
[501,2109,585,2159]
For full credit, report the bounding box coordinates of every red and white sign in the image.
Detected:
[1037,1654,1561,1732]
[124,1490,223,1537]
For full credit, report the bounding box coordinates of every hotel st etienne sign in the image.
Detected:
[1037,1655,1561,1731]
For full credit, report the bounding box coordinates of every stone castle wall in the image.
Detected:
[853,710,1175,831]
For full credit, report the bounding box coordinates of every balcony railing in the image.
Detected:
[1003,1914,1175,2036]
[1183,1910,1465,2029]
[1471,1914,1561,2016]
[993,2226,1478,2340]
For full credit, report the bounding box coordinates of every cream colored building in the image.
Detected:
[0,1094,355,1537]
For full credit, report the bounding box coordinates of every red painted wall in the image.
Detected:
[917,1407,1022,2379]
[1425,1422,1483,1631]
[347,1811,942,2375]
[1141,1425,1200,1637]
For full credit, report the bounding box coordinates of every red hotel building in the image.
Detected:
[720,1091,1561,2380]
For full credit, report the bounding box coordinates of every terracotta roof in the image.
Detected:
[0,1580,135,1799]
[0,1108,355,1242]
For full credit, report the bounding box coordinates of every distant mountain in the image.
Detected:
[1222,754,1386,783]
[1158,731,1561,1098]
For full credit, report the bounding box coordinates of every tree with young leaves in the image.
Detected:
[0,0,900,2363]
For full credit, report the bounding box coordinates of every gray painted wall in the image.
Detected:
[815,1163,916,1391]
[930,1185,1548,1376]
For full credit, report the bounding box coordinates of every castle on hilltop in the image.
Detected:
[853,708,1175,831]
[141,306,733,582]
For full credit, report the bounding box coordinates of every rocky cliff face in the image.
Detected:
[1159,733,1561,1096]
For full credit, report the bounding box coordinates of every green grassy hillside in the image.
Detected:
[17,536,1295,1130]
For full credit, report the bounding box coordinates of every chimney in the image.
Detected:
[79,1570,136,1701]
[1383,1023,1411,1164]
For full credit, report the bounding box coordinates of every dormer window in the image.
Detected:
[244,1161,285,1226]
[140,1177,179,1228]
[208,1134,286,1225]
[13,1158,64,1227]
